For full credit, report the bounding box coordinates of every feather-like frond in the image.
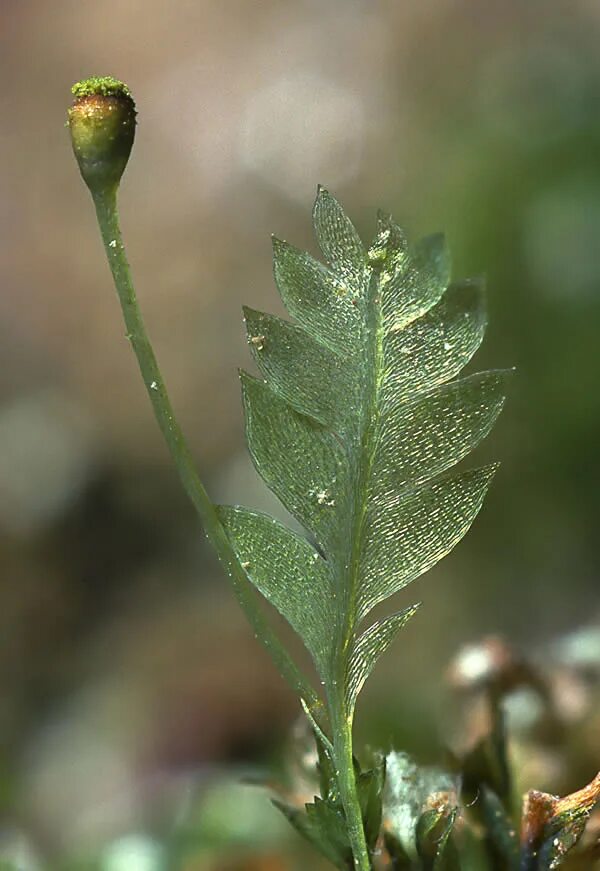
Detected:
[219,189,507,712]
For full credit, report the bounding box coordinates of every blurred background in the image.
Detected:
[1,1,600,867]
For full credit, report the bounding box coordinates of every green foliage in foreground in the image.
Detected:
[220,187,507,717]
[216,187,513,868]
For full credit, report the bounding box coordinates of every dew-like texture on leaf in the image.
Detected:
[359,465,497,619]
[346,605,420,708]
[379,223,450,331]
[375,371,509,490]
[313,186,367,291]
[224,188,505,700]
[218,506,334,673]
[382,279,487,406]
[243,307,354,430]
[272,238,361,354]
[241,372,349,556]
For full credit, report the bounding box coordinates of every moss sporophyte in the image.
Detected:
[68,76,136,194]
[68,77,599,871]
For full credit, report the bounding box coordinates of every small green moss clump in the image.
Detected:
[71,76,132,100]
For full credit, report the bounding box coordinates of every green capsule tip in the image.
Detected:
[71,76,133,100]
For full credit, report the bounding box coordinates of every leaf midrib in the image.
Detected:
[334,259,387,701]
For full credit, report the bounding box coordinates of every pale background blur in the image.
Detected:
[1,1,600,867]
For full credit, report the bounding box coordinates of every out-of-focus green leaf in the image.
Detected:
[273,796,352,870]
[355,752,387,852]
[416,806,460,871]
[314,727,340,807]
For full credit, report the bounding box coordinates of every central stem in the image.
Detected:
[331,701,371,871]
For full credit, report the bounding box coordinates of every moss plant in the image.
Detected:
[67,77,599,870]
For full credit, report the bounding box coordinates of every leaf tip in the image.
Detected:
[314,184,334,210]
[482,461,501,485]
